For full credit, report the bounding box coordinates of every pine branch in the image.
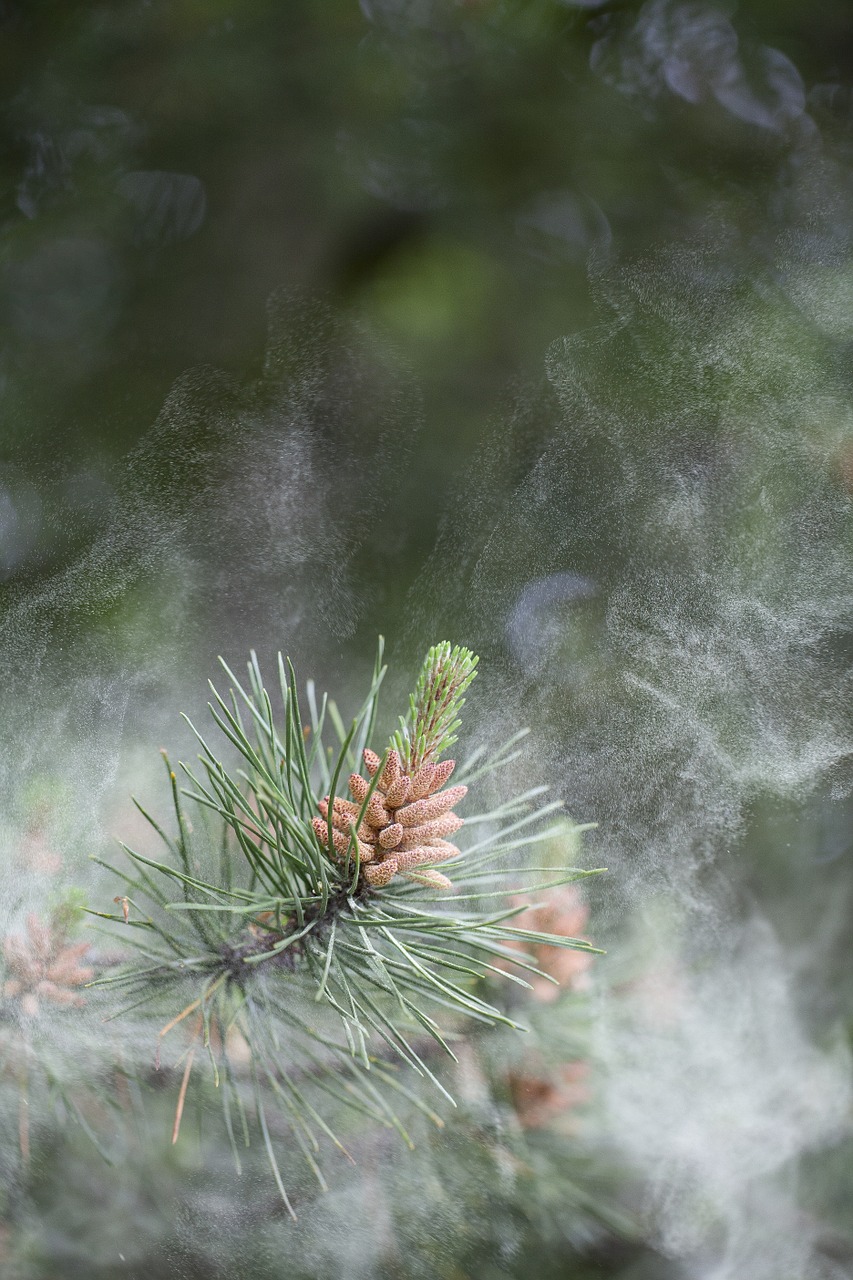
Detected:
[89,639,602,1207]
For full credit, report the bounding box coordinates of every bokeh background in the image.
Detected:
[3,1,853,1277]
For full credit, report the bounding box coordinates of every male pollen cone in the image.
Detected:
[3,914,94,1017]
[313,749,466,889]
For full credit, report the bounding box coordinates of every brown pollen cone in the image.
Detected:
[509,1060,591,1130]
[495,886,593,1001]
[314,748,466,889]
[3,914,94,1018]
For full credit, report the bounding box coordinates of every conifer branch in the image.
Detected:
[89,639,601,1206]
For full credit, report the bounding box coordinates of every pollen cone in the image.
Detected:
[315,749,465,889]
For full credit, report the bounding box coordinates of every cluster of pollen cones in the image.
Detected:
[313,748,467,889]
[3,914,93,1017]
